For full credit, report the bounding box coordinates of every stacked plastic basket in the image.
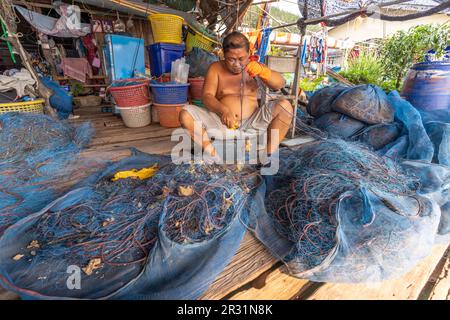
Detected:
[147,13,187,128]
[150,82,189,128]
[109,78,151,128]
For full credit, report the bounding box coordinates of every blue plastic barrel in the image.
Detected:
[401,61,450,111]
[147,43,185,78]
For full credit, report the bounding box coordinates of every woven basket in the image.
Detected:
[109,78,150,108]
[148,14,184,44]
[188,77,204,100]
[118,104,151,128]
[0,99,45,114]
[186,27,218,53]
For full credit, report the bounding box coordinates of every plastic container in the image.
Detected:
[0,99,45,114]
[192,99,205,109]
[186,27,218,53]
[150,83,189,104]
[402,61,450,111]
[188,77,205,100]
[148,14,184,44]
[109,78,150,108]
[170,58,190,83]
[147,43,185,78]
[153,103,183,128]
[117,104,151,128]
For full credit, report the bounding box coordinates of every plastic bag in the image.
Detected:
[170,58,190,84]
[186,47,219,78]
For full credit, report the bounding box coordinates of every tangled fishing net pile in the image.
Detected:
[162,163,260,244]
[260,139,440,282]
[0,113,97,235]
[0,157,261,299]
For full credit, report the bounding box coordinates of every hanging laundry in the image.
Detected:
[82,34,101,74]
[61,58,93,83]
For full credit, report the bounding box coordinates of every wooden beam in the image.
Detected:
[423,246,450,300]
[200,233,278,300]
[228,265,310,300]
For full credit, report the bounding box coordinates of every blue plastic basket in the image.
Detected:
[147,43,185,78]
[150,83,190,104]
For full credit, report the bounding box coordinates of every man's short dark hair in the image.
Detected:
[222,31,250,53]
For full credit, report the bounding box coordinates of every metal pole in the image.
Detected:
[291,30,305,138]
[1,20,16,64]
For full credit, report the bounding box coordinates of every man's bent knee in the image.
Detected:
[179,110,194,128]
[275,99,294,120]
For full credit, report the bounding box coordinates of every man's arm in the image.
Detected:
[261,69,286,91]
[202,62,236,128]
[246,61,285,91]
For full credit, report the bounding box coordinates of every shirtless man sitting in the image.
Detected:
[179,31,293,164]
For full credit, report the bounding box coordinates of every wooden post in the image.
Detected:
[0,9,57,118]
[290,30,305,138]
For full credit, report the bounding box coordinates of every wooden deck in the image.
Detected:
[0,105,449,300]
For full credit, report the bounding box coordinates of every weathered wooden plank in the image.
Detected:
[0,288,19,300]
[80,136,180,161]
[73,118,121,127]
[90,128,174,147]
[427,246,450,300]
[93,124,170,137]
[200,232,278,300]
[306,244,449,300]
[228,266,310,300]
[72,111,114,119]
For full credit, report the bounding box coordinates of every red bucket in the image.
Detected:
[109,78,150,108]
[188,77,205,100]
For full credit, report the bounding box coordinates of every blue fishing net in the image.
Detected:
[0,113,98,236]
[249,140,441,283]
[0,150,262,299]
[304,87,449,164]
[379,91,449,167]
[401,160,450,244]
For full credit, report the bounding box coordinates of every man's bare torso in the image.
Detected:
[213,61,259,121]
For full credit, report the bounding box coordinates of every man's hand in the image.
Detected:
[245,61,272,81]
[221,109,238,129]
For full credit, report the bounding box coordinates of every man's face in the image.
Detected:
[224,48,249,75]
